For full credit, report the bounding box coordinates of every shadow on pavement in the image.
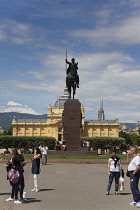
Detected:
[39,189,55,191]
[24,198,41,203]
[120,193,131,195]
[0,193,11,195]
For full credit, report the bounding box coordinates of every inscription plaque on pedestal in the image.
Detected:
[63,99,81,151]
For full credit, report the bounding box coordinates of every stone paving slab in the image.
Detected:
[0,162,137,210]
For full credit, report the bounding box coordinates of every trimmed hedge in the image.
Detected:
[0,136,56,150]
[81,136,127,150]
[0,136,127,151]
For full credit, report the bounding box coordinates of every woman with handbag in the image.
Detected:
[6,148,24,204]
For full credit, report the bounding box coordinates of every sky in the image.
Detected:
[0,0,140,123]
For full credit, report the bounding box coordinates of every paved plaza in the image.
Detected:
[0,162,137,210]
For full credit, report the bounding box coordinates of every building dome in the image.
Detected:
[122,123,128,131]
[136,121,140,131]
[54,87,69,107]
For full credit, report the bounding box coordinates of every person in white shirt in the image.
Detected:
[127,147,140,207]
[106,150,122,195]
[86,141,90,151]
[39,144,48,165]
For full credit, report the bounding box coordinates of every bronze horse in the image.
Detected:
[66,58,79,99]
[66,71,77,99]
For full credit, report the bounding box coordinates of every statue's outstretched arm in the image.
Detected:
[65,59,71,64]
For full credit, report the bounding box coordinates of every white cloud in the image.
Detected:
[0,29,6,40]
[1,0,140,124]
[0,19,34,44]
[70,15,140,46]
[2,50,139,122]
[0,101,40,115]
[0,16,139,123]
[4,79,64,95]
[7,101,27,107]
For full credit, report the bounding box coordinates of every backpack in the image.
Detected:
[8,168,20,184]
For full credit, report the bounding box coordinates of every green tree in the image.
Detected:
[81,136,127,150]
[129,133,140,146]
[7,125,13,135]
[0,136,56,150]
[119,131,134,147]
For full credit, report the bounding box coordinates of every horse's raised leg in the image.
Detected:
[69,92,71,99]
[73,82,76,99]
[68,85,71,99]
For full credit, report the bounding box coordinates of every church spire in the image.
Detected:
[98,98,105,120]
[100,98,103,109]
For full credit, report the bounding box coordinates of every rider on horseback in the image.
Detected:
[65,58,79,88]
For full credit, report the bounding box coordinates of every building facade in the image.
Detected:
[12,88,119,140]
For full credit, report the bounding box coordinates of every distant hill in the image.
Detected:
[0,112,137,131]
[0,112,47,130]
[120,123,137,129]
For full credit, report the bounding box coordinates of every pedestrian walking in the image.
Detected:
[31,148,41,192]
[106,150,122,195]
[56,141,61,151]
[39,144,48,165]
[127,147,140,207]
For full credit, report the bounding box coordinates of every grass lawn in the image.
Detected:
[0,154,34,160]
[0,154,128,160]
[1,148,139,161]
[47,154,127,160]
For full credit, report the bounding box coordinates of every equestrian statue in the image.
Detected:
[65,52,79,99]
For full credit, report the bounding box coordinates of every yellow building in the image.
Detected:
[12,88,119,140]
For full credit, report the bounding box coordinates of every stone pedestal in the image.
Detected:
[63,99,81,151]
